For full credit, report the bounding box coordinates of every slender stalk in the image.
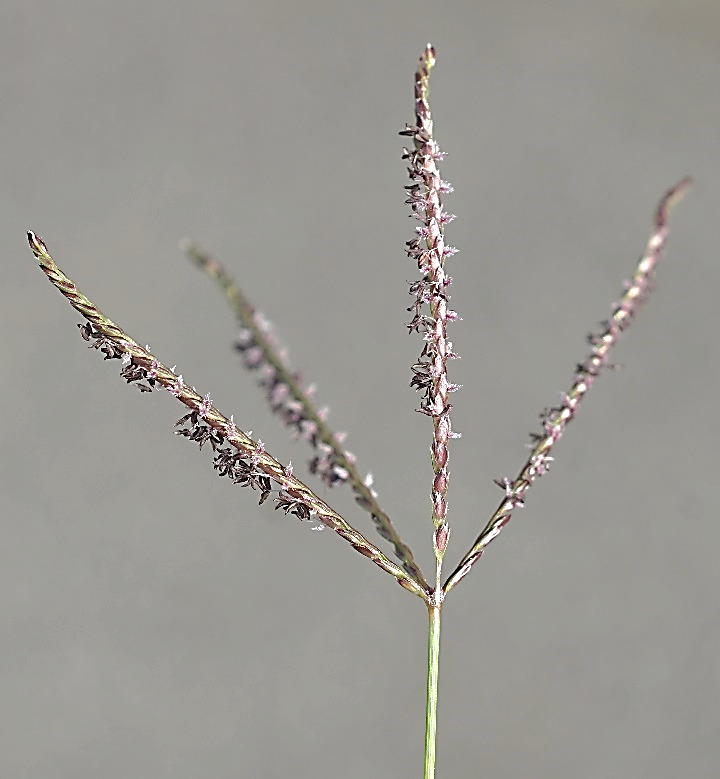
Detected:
[424,603,442,778]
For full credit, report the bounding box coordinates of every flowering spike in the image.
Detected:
[401,44,459,590]
[183,242,430,592]
[444,177,691,595]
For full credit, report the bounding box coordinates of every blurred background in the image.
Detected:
[2,1,718,776]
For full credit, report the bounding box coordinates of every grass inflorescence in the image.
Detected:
[27,45,689,777]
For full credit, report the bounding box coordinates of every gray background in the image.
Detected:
[2,1,718,777]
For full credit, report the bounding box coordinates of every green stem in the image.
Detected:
[424,602,442,778]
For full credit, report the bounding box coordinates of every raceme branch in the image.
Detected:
[443,176,691,595]
[181,241,429,590]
